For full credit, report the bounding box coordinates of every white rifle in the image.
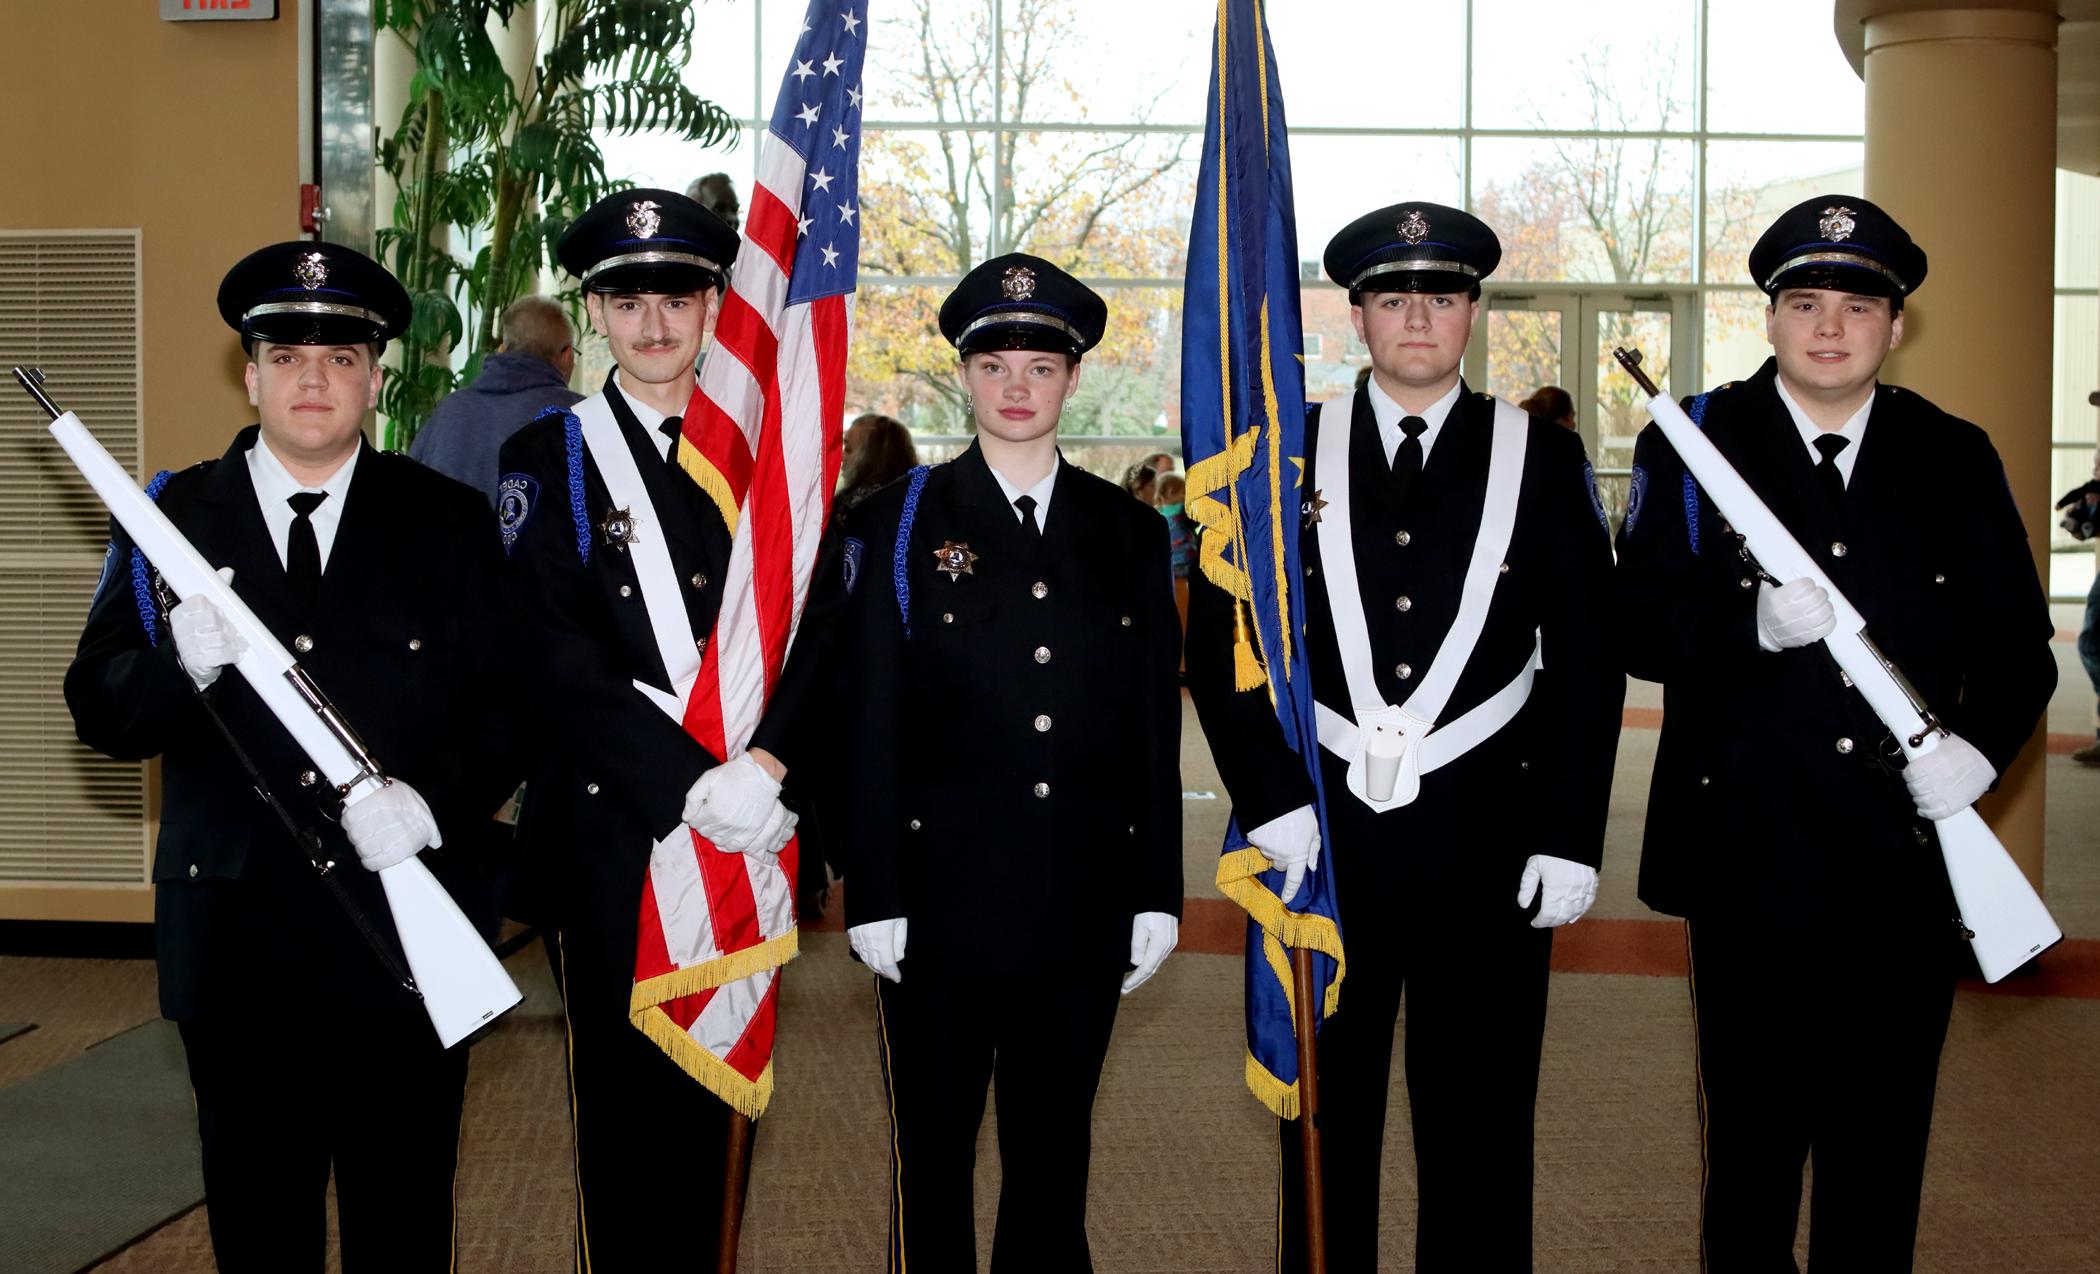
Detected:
[18,367,522,1044]
[1614,348,2061,981]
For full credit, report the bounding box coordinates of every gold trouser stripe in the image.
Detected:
[558,935,595,1274]
[1273,1125,1285,1273]
[1685,921,1711,1274]
[875,978,907,1274]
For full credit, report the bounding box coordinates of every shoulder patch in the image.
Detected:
[1623,463,1650,536]
[497,472,539,554]
[843,535,865,594]
[1581,460,1608,529]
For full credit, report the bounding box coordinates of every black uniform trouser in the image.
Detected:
[179,1012,466,1273]
[875,965,1123,1274]
[559,931,748,1270]
[1687,919,1958,1274]
[1278,906,1553,1273]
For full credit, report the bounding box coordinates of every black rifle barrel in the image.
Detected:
[11,367,62,421]
[1613,347,1662,398]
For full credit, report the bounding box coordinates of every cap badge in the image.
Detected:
[1397,209,1430,245]
[598,505,639,550]
[1818,205,1857,242]
[931,539,979,581]
[1001,266,1037,301]
[293,252,329,290]
[627,199,662,240]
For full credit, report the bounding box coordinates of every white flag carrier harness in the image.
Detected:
[1310,394,1543,813]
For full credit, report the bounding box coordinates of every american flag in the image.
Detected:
[626,0,865,1117]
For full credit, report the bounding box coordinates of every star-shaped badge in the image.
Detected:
[599,506,640,550]
[1301,489,1328,526]
[931,540,978,581]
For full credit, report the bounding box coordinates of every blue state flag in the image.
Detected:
[1179,0,1340,1119]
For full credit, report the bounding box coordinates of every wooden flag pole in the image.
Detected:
[716,1110,756,1273]
[1291,946,1328,1274]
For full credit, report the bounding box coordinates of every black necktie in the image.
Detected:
[1015,494,1042,541]
[1813,433,1849,509]
[286,491,327,601]
[1391,415,1428,503]
[659,416,685,476]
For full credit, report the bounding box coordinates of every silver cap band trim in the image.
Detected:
[1762,250,1906,293]
[243,300,386,328]
[1349,258,1480,289]
[956,309,1085,347]
[580,249,723,288]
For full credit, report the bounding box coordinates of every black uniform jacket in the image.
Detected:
[65,428,516,1022]
[1187,384,1624,919]
[497,375,840,985]
[1615,358,2056,927]
[838,442,1183,974]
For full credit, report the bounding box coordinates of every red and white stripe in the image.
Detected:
[629,129,849,1113]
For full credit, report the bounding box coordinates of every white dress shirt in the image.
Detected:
[1775,377,1873,488]
[988,455,1060,533]
[246,437,360,571]
[1366,376,1465,468]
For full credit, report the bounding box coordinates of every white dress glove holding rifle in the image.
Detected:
[341,779,442,873]
[1755,577,1836,652]
[850,917,907,983]
[1905,734,1996,821]
[1122,912,1178,995]
[170,566,245,689]
[1516,854,1598,928]
[1248,805,1321,906]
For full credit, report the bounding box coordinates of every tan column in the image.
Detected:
[1862,5,2058,885]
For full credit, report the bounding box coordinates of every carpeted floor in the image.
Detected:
[0,665,2095,1272]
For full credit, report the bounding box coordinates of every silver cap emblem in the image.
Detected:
[1002,265,1037,301]
[627,199,662,240]
[1818,205,1856,242]
[293,252,329,290]
[1397,209,1430,245]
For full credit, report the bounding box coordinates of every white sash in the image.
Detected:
[1310,392,1540,812]
[573,392,703,722]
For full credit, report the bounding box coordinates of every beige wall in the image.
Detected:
[0,8,303,472]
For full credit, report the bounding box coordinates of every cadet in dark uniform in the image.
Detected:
[1616,196,2057,1271]
[840,254,1183,1273]
[497,188,835,1266]
[65,243,514,1272]
[1186,204,1624,1272]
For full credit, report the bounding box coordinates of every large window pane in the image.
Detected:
[810,0,993,124]
[1289,136,1465,278]
[1707,0,1864,136]
[2055,294,2098,447]
[1473,137,1696,283]
[1001,0,1208,128]
[1268,0,1464,129]
[848,283,963,431]
[1003,132,1198,276]
[1300,286,1365,403]
[1704,140,1863,286]
[1470,0,1696,132]
[1061,285,1183,439]
[857,128,996,274]
[597,124,756,200]
[2058,170,2100,290]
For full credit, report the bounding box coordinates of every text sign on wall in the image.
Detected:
[161,0,277,19]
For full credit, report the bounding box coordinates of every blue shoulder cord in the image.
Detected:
[554,408,592,565]
[1682,392,1711,555]
[893,465,932,638]
[130,470,175,645]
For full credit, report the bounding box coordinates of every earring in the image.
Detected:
[965,394,974,413]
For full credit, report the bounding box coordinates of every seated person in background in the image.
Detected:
[837,411,918,514]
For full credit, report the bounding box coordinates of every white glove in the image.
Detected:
[341,779,442,873]
[1122,911,1179,996]
[1516,854,1598,929]
[682,753,788,853]
[1905,733,1996,821]
[1755,576,1836,652]
[849,917,907,983]
[1247,805,1321,906]
[170,567,245,689]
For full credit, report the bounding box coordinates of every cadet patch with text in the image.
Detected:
[497,473,539,552]
[843,535,865,594]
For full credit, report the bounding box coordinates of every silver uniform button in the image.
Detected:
[691,573,708,589]
[585,782,600,795]
[1395,530,1411,546]
[293,634,313,654]
[1699,776,1711,787]
[942,612,955,624]
[1836,737,1854,754]
[188,864,199,878]
[1739,577,1755,590]
[1933,573,1946,584]
[1395,595,1412,613]
[407,638,422,651]
[1830,541,1848,557]
[1395,663,1413,680]
[1034,646,1051,664]
[619,584,633,597]
[1497,562,1510,575]
[1034,714,1052,732]
[1031,581,1049,599]
[1033,781,1050,798]
[1119,615,1132,627]
[1127,825,1136,834]
[909,819,922,831]
[298,770,317,787]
